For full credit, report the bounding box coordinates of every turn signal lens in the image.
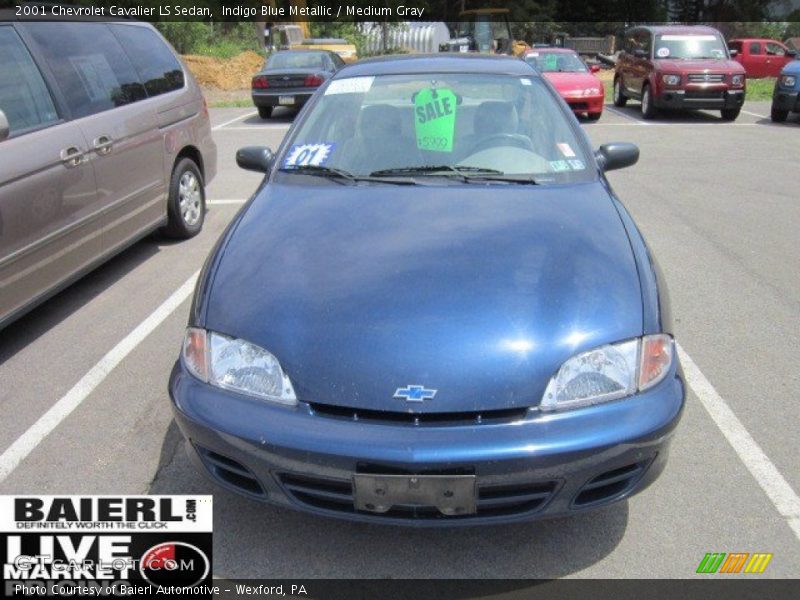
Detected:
[304,74,324,87]
[182,327,208,382]
[639,334,673,391]
[252,76,269,89]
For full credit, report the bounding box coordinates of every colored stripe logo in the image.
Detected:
[696,552,773,574]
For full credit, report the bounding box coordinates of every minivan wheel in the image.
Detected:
[162,158,205,239]
[258,106,273,119]
[721,108,741,121]
[641,85,657,119]
[770,107,788,123]
[613,78,628,107]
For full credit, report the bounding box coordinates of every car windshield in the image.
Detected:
[275,73,593,184]
[526,51,588,73]
[267,52,326,70]
[654,34,728,60]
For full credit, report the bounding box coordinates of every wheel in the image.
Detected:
[721,108,741,121]
[161,158,205,239]
[258,106,273,119]
[640,85,657,119]
[586,112,602,121]
[770,107,788,123]
[613,78,628,107]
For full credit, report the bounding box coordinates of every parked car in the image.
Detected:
[729,38,796,78]
[252,50,345,119]
[525,47,604,120]
[614,25,746,120]
[771,57,800,122]
[0,19,216,330]
[170,54,684,525]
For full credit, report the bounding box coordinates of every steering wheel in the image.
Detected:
[469,133,534,155]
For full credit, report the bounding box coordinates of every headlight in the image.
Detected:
[182,328,297,405]
[662,74,681,86]
[584,87,601,96]
[780,75,796,88]
[541,335,674,412]
[732,74,745,86]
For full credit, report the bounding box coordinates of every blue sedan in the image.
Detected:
[169,55,685,525]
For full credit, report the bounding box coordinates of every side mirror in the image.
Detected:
[729,48,738,57]
[596,142,639,172]
[236,146,274,173]
[0,109,9,142]
[633,48,648,59]
[590,64,600,73]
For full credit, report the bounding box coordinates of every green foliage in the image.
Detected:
[155,22,260,57]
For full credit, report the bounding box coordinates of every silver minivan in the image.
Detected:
[0,18,217,329]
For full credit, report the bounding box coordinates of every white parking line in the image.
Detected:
[741,109,768,119]
[0,271,200,484]
[604,105,650,125]
[212,111,257,131]
[215,125,292,131]
[677,344,800,541]
[207,199,247,205]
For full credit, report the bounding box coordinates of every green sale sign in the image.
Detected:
[414,87,457,152]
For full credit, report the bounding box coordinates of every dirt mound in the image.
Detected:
[181,51,265,90]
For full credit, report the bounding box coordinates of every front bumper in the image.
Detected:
[168,361,685,526]
[655,88,745,110]
[251,90,314,108]
[563,94,604,115]
[772,89,800,113]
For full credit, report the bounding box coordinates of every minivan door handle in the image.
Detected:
[60,146,85,168]
[92,135,113,155]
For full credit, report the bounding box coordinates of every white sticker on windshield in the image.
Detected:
[550,160,570,172]
[283,143,335,167]
[520,78,533,86]
[568,159,585,170]
[557,143,576,158]
[660,35,717,41]
[656,47,670,58]
[325,76,374,95]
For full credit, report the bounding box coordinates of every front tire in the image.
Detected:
[161,158,205,239]
[641,85,657,119]
[770,107,789,122]
[613,78,628,107]
[721,108,741,121]
[258,106,273,119]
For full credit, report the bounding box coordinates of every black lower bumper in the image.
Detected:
[772,90,800,113]
[655,89,745,110]
[252,92,313,109]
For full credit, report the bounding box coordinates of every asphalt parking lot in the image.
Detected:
[1,101,798,579]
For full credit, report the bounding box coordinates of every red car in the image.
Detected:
[525,48,604,120]
[728,38,796,78]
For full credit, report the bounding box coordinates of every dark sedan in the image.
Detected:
[252,49,345,119]
[171,55,685,526]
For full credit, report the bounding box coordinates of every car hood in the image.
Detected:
[205,181,643,413]
[654,58,744,73]
[544,71,602,92]
[781,60,800,75]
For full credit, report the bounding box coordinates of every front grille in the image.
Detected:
[688,73,724,83]
[684,91,725,100]
[278,472,557,520]
[308,403,530,427]
[195,445,265,498]
[572,460,649,507]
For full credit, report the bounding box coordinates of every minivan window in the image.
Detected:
[25,23,146,119]
[0,27,59,135]
[111,25,185,97]
[654,34,728,60]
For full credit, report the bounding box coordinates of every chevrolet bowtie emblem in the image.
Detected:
[394,385,437,403]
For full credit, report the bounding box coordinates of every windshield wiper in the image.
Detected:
[280,164,417,185]
[370,165,502,180]
[371,165,539,185]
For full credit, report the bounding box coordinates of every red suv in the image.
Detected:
[614,25,746,120]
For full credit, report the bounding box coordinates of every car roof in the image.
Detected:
[335,54,538,78]
[632,25,721,36]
